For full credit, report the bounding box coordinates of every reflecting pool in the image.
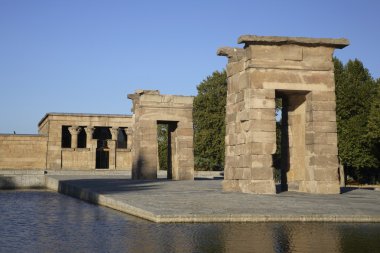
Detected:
[1,190,379,253]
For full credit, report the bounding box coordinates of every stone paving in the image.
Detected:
[46,175,380,223]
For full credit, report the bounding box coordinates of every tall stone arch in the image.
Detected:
[128,90,194,180]
[218,35,349,194]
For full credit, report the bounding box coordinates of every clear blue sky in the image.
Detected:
[1,0,379,133]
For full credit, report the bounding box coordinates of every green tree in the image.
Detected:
[193,70,227,170]
[157,124,168,170]
[334,58,379,182]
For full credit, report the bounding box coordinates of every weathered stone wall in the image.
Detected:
[0,135,47,169]
[218,35,349,194]
[128,90,194,180]
[116,149,132,170]
[61,148,93,169]
[38,113,133,170]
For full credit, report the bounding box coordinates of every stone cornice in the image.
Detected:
[238,35,349,49]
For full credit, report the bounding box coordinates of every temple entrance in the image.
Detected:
[93,127,111,169]
[157,121,178,179]
[275,90,308,192]
[128,90,194,180]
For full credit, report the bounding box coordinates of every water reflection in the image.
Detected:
[0,190,379,253]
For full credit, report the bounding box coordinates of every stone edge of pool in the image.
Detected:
[1,173,380,223]
[47,177,380,223]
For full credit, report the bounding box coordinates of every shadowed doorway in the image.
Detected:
[93,127,111,169]
[157,121,178,179]
[275,90,309,192]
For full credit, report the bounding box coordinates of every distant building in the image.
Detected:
[0,113,133,170]
[0,90,195,180]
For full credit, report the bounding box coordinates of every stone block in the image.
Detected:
[237,111,249,122]
[247,98,275,109]
[248,109,275,120]
[306,155,338,168]
[311,121,337,133]
[226,61,245,77]
[247,131,276,144]
[313,167,339,181]
[247,142,276,155]
[251,166,273,180]
[222,179,240,192]
[251,155,273,168]
[311,101,336,111]
[224,167,234,180]
[237,155,251,168]
[313,132,338,144]
[233,167,251,180]
[238,72,249,90]
[312,111,336,122]
[238,179,276,194]
[309,144,338,155]
[313,181,340,194]
[312,91,336,101]
[244,88,275,99]
[249,120,276,132]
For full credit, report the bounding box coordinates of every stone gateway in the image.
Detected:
[218,35,349,194]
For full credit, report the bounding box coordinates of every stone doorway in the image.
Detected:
[128,90,194,180]
[157,121,178,179]
[94,127,111,169]
[96,140,109,169]
[276,90,309,192]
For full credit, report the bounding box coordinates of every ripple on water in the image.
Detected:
[0,190,380,253]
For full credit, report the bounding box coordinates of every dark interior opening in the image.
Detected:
[93,127,111,169]
[93,127,112,140]
[117,128,128,149]
[275,90,308,192]
[61,126,72,148]
[157,121,178,179]
[274,92,290,192]
[77,127,87,148]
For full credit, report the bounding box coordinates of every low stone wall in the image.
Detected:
[62,148,93,169]
[0,170,46,189]
[0,134,47,169]
[0,169,131,189]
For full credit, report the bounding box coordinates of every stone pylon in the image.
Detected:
[218,35,349,194]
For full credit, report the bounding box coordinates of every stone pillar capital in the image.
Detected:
[68,126,81,135]
[110,127,118,141]
[124,128,133,135]
[84,126,95,135]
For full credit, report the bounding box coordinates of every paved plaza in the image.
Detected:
[46,175,380,223]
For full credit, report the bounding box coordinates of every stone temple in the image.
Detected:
[218,35,349,194]
[0,35,349,194]
[0,90,194,180]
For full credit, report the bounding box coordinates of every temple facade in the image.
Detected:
[0,90,194,180]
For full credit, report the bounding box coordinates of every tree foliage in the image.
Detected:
[157,124,168,170]
[334,58,380,182]
[193,70,227,170]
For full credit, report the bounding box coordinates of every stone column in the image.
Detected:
[68,126,81,149]
[124,128,133,150]
[84,127,95,149]
[84,126,96,169]
[110,127,118,141]
[109,127,118,169]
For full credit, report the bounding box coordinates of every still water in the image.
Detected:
[0,190,379,253]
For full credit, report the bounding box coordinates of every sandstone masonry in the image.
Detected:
[218,35,349,194]
[128,90,194,180]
